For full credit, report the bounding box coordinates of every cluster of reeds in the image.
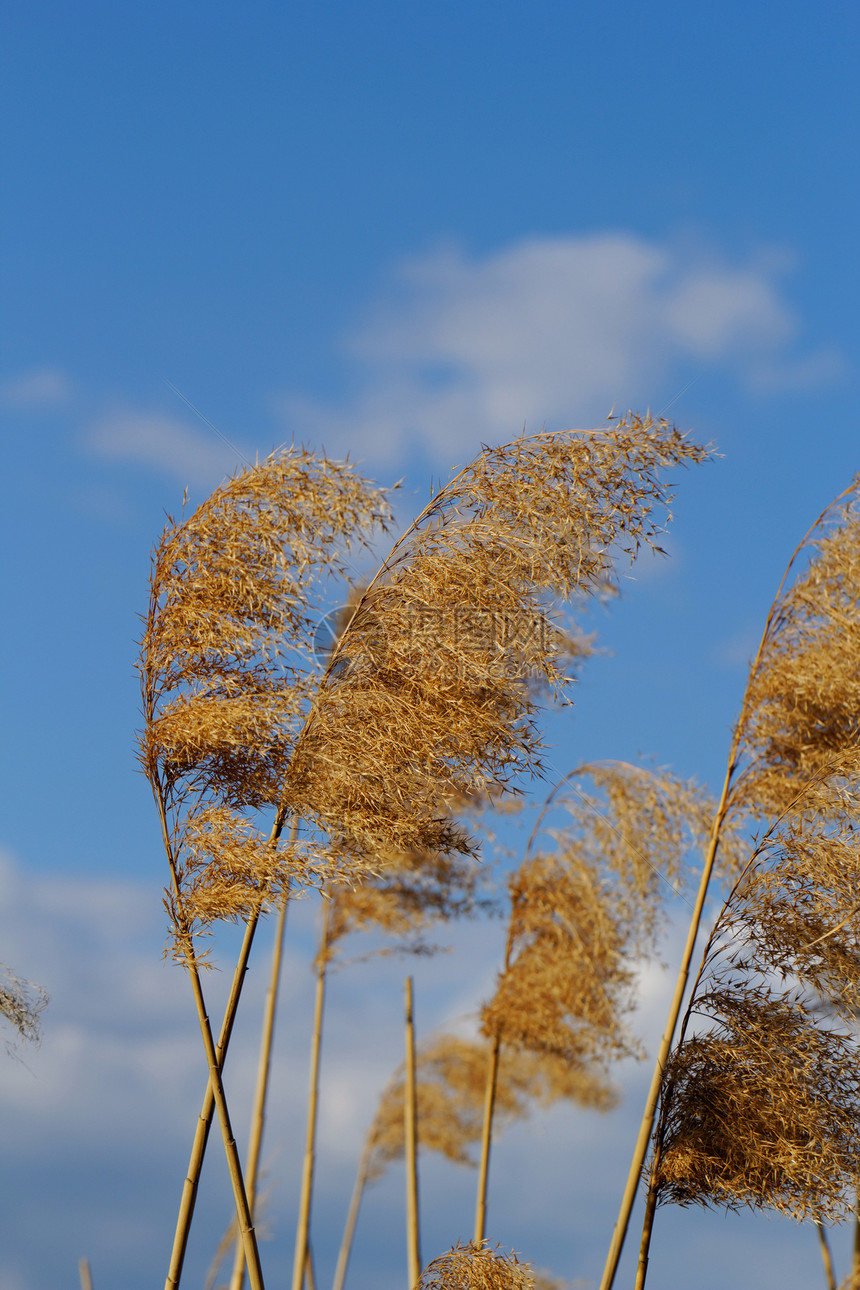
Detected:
[140,415,804,1290]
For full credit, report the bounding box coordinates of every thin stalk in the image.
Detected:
[78,1258,94,1290]
[853,1199,860,1289]
[474,901,516,1245]
[473,1032,501,1245]
[815,1221,837,1290]
[165,807,295,1290]
[166,903,262,1289]
[305,1244,317,1290]
[332,1138,373,1290]
[229,890,291,1290]
[154,786,265,1290]
[292,900,331,1290]
[599,488,851,1290]
[599,768,732,1290]
[404,977,421,1289]
[633,1145,662,1290]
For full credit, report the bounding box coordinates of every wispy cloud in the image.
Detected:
[274,233,840,464]
[85,409,245,488]
[0,366,74,409]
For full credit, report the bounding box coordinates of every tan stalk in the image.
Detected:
[229,888,291,1290]
[305,1244,317,1290]
[599,488,855,1290]
[474,909,516,1245]
[155,789,266,1290]
[473,1030,501,1245]
[78,1258,94,1290]
[165,805,293,1290]
[404,977,421,1289]
[854,1202,860,1289]
[815,1221,837,1290]
[292,900,332,1290]
[332,1136,373,1290]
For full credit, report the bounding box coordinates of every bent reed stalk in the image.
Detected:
[600,480,860,1290]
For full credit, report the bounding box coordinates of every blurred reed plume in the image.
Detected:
[625,479,860,1287]
[0,962,47,1051]
[416,1242,536,1290]
[476,762,716,1241]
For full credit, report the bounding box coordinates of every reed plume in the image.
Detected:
[416,1242,536,1290]
[281,417,709,870]
[0,962,47,1051]
[139,449,389,1289]
[476,762,715,1241]
[333,1033,611,1290]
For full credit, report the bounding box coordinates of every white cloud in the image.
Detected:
[275,232,839,465]
[0,366,74,409]
[85,409,248,487]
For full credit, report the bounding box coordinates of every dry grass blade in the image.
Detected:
[416,1242,535,1290]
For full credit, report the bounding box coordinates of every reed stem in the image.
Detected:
[78,1258,94,1290]
[155,786,265,1290]
[229,891,290,1290]
[815,1220,837,1290]
[165,904,263,1289]
[165,812,294,1290]
[332,1138,372,1290]
[600,485,857,1290]
[404,977,421,1289]
[291,901,330,1290]
[473,1031,501,1244]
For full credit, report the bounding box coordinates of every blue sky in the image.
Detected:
[2,3,859,1288]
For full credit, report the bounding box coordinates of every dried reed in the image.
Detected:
[0,962,47,1051]
[601,477,860,1290]
[333,1033,610,1290]
[621,480,860,1288]
[280,417,709,872]
[416,1242,535,1290]
[476,762,713,1241]
[139,449,388,1289]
